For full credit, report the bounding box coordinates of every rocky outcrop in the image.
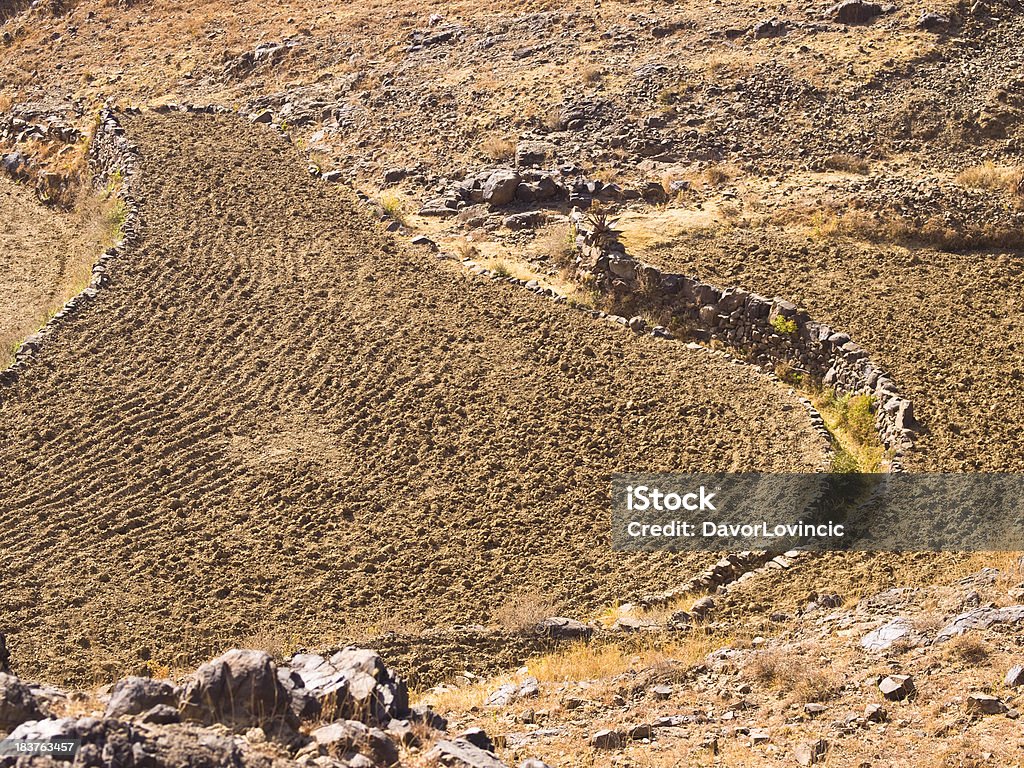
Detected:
[0,673,43,732]
[179,649,298,732]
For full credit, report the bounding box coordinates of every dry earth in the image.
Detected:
[0,112,824,686]
[0,177,108,364]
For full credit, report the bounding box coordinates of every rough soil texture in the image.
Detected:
[639,228,1024,472]
[0,113,824,686]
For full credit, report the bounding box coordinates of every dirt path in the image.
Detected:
[0,113,824,685]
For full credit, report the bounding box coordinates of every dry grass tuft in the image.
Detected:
[823,153,871,174]
[744,645,845,702]
[943,633,990,665]
[480,135,515,162]
[956,162,1021,194]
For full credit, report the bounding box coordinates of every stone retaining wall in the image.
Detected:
[0,108,140,394]
[573,225,918,471]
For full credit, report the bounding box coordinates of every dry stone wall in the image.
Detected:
[573,226,918,472]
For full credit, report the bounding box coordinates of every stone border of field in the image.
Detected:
[572,229,918,473]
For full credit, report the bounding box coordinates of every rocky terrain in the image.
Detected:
[1,0,1024,765]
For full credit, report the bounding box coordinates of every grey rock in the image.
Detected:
[321,170,344,183]
[311,719,399,765]
[878,674,914,701]
[461,727,494,752]
[485,684,517,707]
[1005,665,1024,687]
[515,141,556,168]
[518,760,551,768]
[0,673,43,731]
[628,724,654,740]
[829,0,883,22]
[861,618,915,652]
[917,10,950,28]
[179,649,297,730]
[752,18,787,37]
[864,703,887,722]
[504,211,545,230]
[936,605,1024,642]
[482,170,521,207]
[288,648,409,725]
[141,704,181,725]
[105,677,180,718]
[628,316,647,334]
[534,617,593,640]
[427,738,506,768]
[795,739,828,766]
[967,692,1007,715]
[591,729,623,749]
[249,110,273,124]
[651,685,673,700]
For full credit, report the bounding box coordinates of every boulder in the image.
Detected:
[503,211,545,230]
[0,673,43,732]
[795,739,828,766]
[878,674,915,701]
[533,617,593,640]
[287,648,409,725]
[829,0,883,23]
[861,618,916,652]
[481,170,521,207]
[7,717,260,768]
[460,727,494,751]
[311,719,399,765]
[427,738,507,768]
[966,692,1007,715]
[917,11,950,29]
[864,703,887,722]
[179,649,297,730]
[591,729,623,749]
[105,677,180,718]
[752,18,787,37]
[1005,665,1024,687]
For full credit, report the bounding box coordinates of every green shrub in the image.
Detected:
[770,315,798,335]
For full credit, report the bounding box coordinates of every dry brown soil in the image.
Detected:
[634,227,1024,472]
[0,113,825,686]
[0,177,106,363]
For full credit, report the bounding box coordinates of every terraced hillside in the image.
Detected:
[0,113,825,685]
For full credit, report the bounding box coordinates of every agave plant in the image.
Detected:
[583,204,622,246]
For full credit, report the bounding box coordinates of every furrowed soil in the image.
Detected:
[634,229,1024,472]
[0,113,825,686]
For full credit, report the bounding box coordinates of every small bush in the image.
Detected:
[491,594,559,632]
[943,633,989,664]
[580,63,603,83]
[379,192,407,225]
[956,162,1019,193]
[770,315,798,335]
[744,646,844,701]
[491,260,512,279]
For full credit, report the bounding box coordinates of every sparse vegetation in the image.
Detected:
[379,191,407,225]
[823,153,871,174]
[770,314,797,335]
[480,135,515,162]
[956,161,1021,193]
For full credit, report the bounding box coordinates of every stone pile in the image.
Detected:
[0,647,528,768]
